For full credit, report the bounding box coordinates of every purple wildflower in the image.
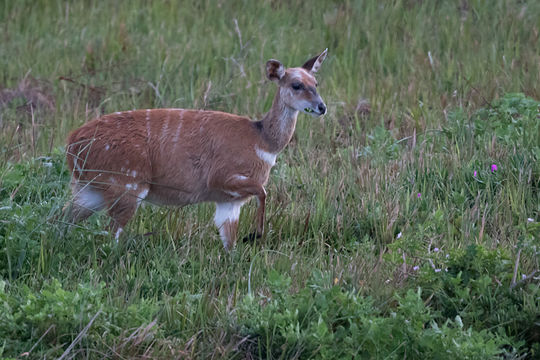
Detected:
[434,247,439,252]
[473,170,477,177]
[491,164,498,172]
[417,193,421,198]
[434,269,442,273]
[413,266,419,271]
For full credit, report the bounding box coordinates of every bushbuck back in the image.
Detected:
[64,49,328,250]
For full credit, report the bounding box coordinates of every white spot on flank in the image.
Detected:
[130,170,137,177]
[255,146,277,167]
[115,111,122,115]
[105,144,110,151]
[234,175,248,181]
[126,183,138,190]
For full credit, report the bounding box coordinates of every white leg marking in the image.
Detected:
[74,186,105,211]
[255,146,277,167]
[214,201,244,248]
[115,227,123,242]
[136,188,149,206]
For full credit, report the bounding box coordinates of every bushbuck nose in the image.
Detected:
[318,103,327,115]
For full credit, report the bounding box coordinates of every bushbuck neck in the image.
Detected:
[63,49,328,251]
[259,90,299,153]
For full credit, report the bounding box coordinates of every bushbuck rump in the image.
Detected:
[64,49,328,250]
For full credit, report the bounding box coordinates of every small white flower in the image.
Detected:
[522,274,527,280]
[434,247,439,252]
[397,232,402,239]
[413,266,420,271]
[527,218,534,222]
[434,269,442,273]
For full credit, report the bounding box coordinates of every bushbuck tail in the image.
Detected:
[64,49,328,250]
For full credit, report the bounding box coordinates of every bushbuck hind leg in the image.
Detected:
[103,183,150,240]
[63,181,106,223]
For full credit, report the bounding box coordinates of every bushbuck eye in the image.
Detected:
[291,82,303,90]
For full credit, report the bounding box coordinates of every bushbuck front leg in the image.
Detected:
[212,177,267,249]
[254,187,266,237]
[244,186,266,243]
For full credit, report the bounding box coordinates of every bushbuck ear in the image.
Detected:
[302,48,328,73]
[266,59,285,82]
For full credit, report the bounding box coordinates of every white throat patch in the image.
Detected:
[255,146,277,167]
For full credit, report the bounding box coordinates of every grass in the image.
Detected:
[0,0,539,358]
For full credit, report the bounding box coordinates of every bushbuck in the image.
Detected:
[64,49,328,250]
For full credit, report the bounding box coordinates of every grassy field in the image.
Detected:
[1,0,539,358]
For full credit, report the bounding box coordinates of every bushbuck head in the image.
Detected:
[266,48,327,116]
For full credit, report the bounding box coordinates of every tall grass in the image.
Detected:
[0,0,539,358]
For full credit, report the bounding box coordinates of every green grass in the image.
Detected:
[1,0,539,358]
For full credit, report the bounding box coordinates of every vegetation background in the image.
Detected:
[0,0,539,358]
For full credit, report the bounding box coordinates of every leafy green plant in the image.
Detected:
[236,270,515,359]
[415,245,539,355]
[475,93,540,154]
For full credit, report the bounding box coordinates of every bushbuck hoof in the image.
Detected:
[242,232,262,243]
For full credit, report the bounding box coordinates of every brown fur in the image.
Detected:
[64,50,328,249]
